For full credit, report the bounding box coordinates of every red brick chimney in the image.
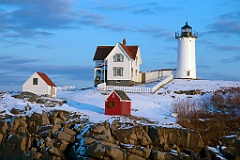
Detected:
[123,38,126,45]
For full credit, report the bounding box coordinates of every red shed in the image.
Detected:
[105,90,131,115]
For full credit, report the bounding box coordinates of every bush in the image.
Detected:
[211,87,240,113]
[176,111,240,146]
[172,99,197,117]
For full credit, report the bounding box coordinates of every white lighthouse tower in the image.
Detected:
[175,22,198,79]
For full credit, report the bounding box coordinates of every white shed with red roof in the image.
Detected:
[22,72,57,98]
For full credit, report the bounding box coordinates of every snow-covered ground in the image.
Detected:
[1,79,240,127]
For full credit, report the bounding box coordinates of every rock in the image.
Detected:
[150,150,167,160]
[127,153,146,160]
[149,126,164,145]
[47,146,61,157]
[105,146,125,160]
[17,126,28,134]
[235,138,240,156]
[28,151,42,159]
[62,127,76,136]
[52,139,69,151]
[0,121,8,134]
[42,111,50,125]
[79,142,106,159]
[18,135,29,151]
[45,137,54,147]
[51,124,61,134]
[42,154,62,160]
[81,137,96,145]
[10,117,20,131]
[38,125,52,137]
[54,131,75,143]
[126,147,151,158]
[91,125,105,133]
[0,133,3,143]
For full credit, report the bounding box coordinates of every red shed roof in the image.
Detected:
[36,72,56,87]
[106,90,131,101]
[93,43,138,60]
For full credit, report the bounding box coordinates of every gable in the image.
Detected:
[36,72,56,87]
[119,43,139,60]
[106,90,131,102]
[93,43,139,61]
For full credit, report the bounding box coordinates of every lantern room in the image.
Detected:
[105,90,131,115]
[181,22,192,37]
[175,22,198,39]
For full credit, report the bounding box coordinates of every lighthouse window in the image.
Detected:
[187,71,190,76]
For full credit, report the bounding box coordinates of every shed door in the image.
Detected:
[121,102,127,114]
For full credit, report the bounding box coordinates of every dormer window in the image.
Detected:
[114,54,124,62]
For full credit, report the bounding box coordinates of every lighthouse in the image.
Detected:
[175,22,198,79]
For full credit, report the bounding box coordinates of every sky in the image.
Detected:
[0,0,240,91]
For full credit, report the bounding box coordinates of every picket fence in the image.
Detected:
[97,74,174,93]
[98,84,152,93]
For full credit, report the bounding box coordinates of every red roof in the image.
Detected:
[93,43,138,60]
[36,72,56,87]
[119,43,138,60]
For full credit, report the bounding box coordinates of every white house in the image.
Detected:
[22,72,57,98]
[93,39,142,86]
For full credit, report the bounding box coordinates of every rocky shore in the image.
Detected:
[0,110,239,160]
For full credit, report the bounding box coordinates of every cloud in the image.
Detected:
[210,44,240,52]
[90,1,128,11]
[0,56,93,87]
[0,0,78,40]
[220,55,240,64]
[207,10,240,36]
[205,72,240,81]
[138,27,171,38]
[78,10,132,32]
[36,44,52,49]
[132,2,177,15]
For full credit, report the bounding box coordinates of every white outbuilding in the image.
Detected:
[22,72,56,98]
[175,22,198,79]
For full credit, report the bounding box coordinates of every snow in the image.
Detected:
[1,79,240,127]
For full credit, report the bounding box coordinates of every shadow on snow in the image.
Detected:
[66,100,104,114]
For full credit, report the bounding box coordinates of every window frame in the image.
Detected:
[113,67,123,76]
[33,78,38,85]
[114,54,124,62]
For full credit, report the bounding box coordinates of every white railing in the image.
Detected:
[97,74,174,93]
[97,83,152,93]
[151,74,173,93]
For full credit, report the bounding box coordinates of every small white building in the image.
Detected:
[22,72,57,98]
[93,39,142,86]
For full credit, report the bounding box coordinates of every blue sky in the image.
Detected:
[1,0,240,91]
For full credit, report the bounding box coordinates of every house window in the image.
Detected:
[113,67,123,76]
[135,56,138,65]
[135,70,138,76]
[114,54,124,62]
[131,68,133,77]
[33,78,38,85]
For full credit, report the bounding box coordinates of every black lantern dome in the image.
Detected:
[175,22,198,39]
[181,22,192,37]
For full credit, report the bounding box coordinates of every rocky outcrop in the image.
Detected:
[69,119,204,160]
[0,110,238,159]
